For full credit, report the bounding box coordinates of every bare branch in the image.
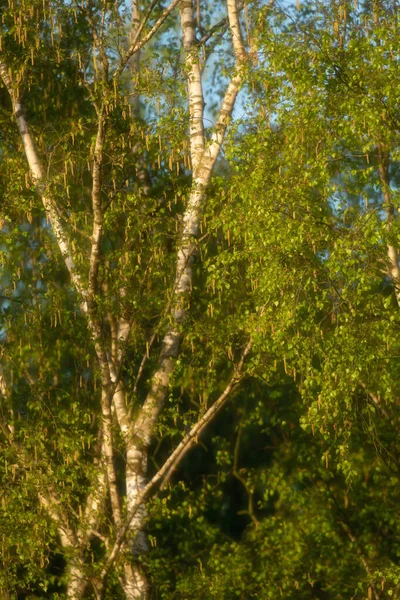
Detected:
[160,340,252,487]
[232,424,259,527]
[360,383,390,419]
[133,331,157,395]
[197,0,247,45]
[113,0,182,81]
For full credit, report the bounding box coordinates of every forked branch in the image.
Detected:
[114,0,182,81]
[132,0,248,449]
[99,341,251,585]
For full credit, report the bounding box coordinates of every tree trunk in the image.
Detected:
[66,561,88,600]
[122,562,149,600]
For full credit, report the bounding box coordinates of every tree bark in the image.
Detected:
[65,561,88,600]
[118,5,247,595]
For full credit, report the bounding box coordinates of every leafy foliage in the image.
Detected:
[1,0,400,598]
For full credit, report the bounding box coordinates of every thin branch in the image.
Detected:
[131,233,204,401]
[198,16,229,45]
[339,520,380,600]
[160,340,252,488]
[133,331,157,395]
[80,0,110,83]
[197,1,247,45]
[113,0,182,81]
[131,234,210,404]
[360,383,390,419]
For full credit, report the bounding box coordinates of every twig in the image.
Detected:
[133,331,157,394]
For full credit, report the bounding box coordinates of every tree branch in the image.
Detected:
[160,340,252,488]
[227,0,247,62]
[113,0,182,81]
[132,0,247,451]
[203,0,247,169]
[130,0,207,450]
[232,423,259,527]
[360,383,390,419]
[339,520,380,600]
[197,1,248,45]
[99,341,251,584]
[88,108,106,302]
[0,59,87,307]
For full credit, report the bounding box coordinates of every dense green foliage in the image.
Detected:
[1,0,400,598]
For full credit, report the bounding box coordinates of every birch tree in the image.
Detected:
[2,1,400,598]
[0,0,254,597]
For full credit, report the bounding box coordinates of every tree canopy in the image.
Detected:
[1,0,400,598]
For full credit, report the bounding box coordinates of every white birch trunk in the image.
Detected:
[122,563,149,600]
[116,3,151,597]
[118,6,246,596]
[114,3,208,595]
[65,562,88,600]
[122,452,149,598]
